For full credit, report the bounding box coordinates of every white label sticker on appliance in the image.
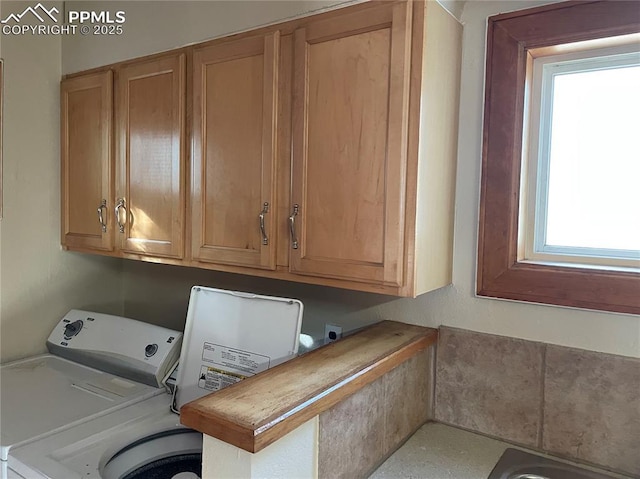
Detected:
[202,342,270,376]
[198,366,246,392]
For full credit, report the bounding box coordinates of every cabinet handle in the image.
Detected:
[259,202,270,246]
[97,200,107,233]
[115,198,126,233]
[289,204,299,250]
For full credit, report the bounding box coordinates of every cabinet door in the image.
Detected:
[291,2,412,285]
[61,71,113,251]
[191,33,279,269]
[116,54,186,258]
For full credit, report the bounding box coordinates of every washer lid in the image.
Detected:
[173,287,303,411]
[0,355,161,460]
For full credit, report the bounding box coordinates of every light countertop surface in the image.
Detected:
[370,422,632,479]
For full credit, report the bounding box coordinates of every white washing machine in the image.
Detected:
[1,309,183,479]
[2,287,303,479]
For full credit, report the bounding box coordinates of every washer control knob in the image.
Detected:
[145,343,158,358]
[63,320,83,339]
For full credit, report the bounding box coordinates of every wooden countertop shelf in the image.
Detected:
[180,320,438,453]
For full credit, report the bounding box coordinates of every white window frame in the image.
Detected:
[520,42,640,272]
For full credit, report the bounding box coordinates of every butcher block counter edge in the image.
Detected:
[179,320,438,453]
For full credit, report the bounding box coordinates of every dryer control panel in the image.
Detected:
[46,310,183,388]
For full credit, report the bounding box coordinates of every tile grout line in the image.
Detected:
[382,364,390,457]
[430,343,438,421]
[538,343,547,450]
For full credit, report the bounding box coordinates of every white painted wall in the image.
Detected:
[57,0,640,359]
[0,1,122,363]
[62,0,352,74]
[202,417,318,479]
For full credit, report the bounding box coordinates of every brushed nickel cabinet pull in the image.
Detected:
[115,198,126,233]
[289,204,299,250]
[97,200,107,233]
[259,202,270,246]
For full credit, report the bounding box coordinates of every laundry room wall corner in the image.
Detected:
[0,1,124,364]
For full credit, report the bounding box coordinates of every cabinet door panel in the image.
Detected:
[61,71,113,251]
[306,29,389,265]
[291,3,411,285]
[192,33,279,269]
[117,54,186,258]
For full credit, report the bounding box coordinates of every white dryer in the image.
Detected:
[3,287,303,479]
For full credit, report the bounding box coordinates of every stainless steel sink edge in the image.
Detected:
[488,448,629,479]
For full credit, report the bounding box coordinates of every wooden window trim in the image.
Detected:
[478,1,640,315]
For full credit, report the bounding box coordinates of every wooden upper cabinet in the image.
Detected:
[61,1,461,296]
[191,33,279,269]
[61,71,114,252]
[116,53,186,259]
[290,3,412,285]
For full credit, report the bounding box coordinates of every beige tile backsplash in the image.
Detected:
[434,327,640,477]
[319,378,387,479]
[543,345,640,475]
[435,327,544,447]
[318,347,434,479]
[384,351,433,452]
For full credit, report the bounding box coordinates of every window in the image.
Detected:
[478,1,640,314]
[521,46,640,271]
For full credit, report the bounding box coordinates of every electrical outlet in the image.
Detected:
[324,324,343,343]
